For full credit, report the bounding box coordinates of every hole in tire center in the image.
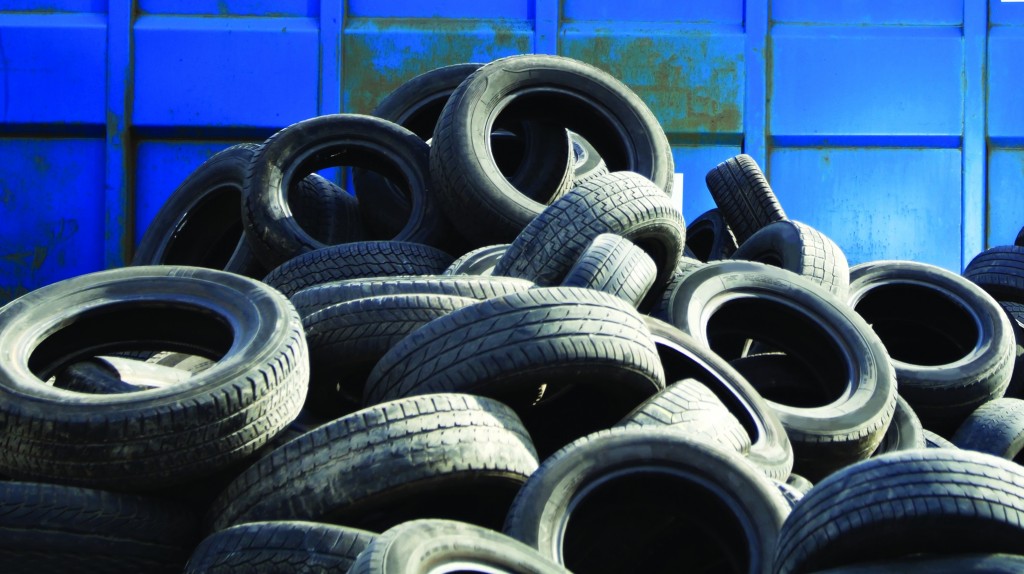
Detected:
[853,283,978,366]
[561,470,750,574]
[164,184,243,269]
[28,302,233,384]
[705,297,849,408]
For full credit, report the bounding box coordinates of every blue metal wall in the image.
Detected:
[0,0,1019,302]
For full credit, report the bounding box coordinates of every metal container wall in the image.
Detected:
[0,0,1018,302]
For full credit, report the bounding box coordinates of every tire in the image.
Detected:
[1017,226,1024,247]
[616,378,752,456]
[849,260,1016,436]
[952,398,1024,463]
[561,233,657,307]
[567,130,610,191]
[358,62,574,239]
[871,394,925,456]
[645,255,706,319]
[185,521,376,574]
[963,245,1024,304]
[731,219,850,299]
[133,143,266,278]
[0,481,198,574]
[686,208,739,262]
[362,287,665,457]
[643,317,795,481]
[924,429,957,449]
[430,54,674,245]
[0,266,308,490]
[705,154,787,245]
[262,241,454,298]
[810,554,1024,573]
[53,355,196,394]
[243,114,450,269]
[348,519,569,574]
[208,393,538,533]
[1001,301,1024,398]
[668,260,898,480]
[303,294,479,417]
[503,427,790,574]
[493,171,685,287]
[289,172,365,245]
[291,274,533,319]
[443,244,510,276]
[772,449,1024,574]
[786,473,814,495]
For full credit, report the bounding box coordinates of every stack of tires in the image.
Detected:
[2,54,1024,573]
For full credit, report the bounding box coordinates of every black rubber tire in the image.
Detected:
[872,394,925,456]
[185,521,376,574]
[291,274,533,319]
[493,171,685,287]
[616,378,752,456]
[303,294,479,417]
[643,317,795,481]
[849,260,1016,436]
[133,143,266,277]
[786,473,814,495]
[349,519,569,574]
[964,245,1024,304]
[645,255,706,319]
[363,287,665,457]
[561,233,657,307]
[262,241,454,298]
[430,54,674,246]
[443,244,510,276]
[686,208,739,262]
[810,554,1024,573]
[0,266,308,490]
[705,154,787,245]
[243,113,450,269]
[0,481,198,574]
[567,130,610,192]
[952,398,1024,463]
[668,260,898,480]
[503,427,790,574]
[731,219,850,299]
[1001,301,1024,399]
[208,393,538,533]
[290,172,365,246]
[924,429,958,449]
[772,449,1024,574]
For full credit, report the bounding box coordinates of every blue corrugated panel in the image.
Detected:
[0,0,1021,303]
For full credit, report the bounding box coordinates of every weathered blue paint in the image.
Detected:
[1,0,1022,303]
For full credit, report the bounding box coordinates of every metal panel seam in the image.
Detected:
[105,0,134,268]
[962,0,987,269]
[746,0,768,169]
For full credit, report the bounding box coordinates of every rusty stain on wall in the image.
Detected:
[342,18,532,115]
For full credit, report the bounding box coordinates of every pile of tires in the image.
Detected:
[2,54,1024,573]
